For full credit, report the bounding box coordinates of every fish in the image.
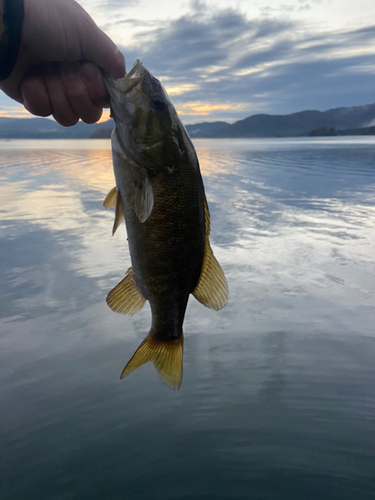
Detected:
[103,59,228,389]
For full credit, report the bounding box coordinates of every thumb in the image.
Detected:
[80,22,126,79]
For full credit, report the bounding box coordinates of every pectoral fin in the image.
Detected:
[193,195,228,310]
[103,187,117,209]
[106,268,146,316]
[113,189,125,235]
[121,334,184,390]
[133,176,154,223]
[103,187,125,235]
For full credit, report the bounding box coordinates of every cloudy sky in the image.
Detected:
[1,0,375,123]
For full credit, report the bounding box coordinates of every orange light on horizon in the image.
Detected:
[0,108,33,119]
[176,101,245,117]
[97,109,111,123]
[1,101,247,121]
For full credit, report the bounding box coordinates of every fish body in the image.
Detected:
[104,60,228,389]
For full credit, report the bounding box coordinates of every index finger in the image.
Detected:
[80,22,126,79]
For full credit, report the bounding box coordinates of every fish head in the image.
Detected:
[104,59,182,173]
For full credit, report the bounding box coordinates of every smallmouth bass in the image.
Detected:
[104,60,228,389]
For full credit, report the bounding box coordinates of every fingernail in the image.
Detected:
[22,97,30,113]
[61,62,80,79]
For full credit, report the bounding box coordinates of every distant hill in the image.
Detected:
[337,125,375,136]
[0,117,114,139]
[1,103,375,139]
[186,104,375,138]
[184,121,229,138]
[89,127,112,139]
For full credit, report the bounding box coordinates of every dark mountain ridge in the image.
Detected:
[186,104,375,138]
[0,117,115,139]
[1,103,374,139]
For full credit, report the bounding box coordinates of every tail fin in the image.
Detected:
[120,334,184,390]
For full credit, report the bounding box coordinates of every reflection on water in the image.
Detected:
[1,138,375,500]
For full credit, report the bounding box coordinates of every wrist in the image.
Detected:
[0,0,24,81]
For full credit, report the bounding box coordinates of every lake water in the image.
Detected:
[1,137,375,499]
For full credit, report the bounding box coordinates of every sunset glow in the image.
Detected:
[176,102,245,117]
[0,0,374,122]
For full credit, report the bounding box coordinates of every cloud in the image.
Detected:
[125,10,294,76]
[115,3,375,122]
[1,1,374,124]
[260,3,311,13]
[80,0,139,12]
[101,0,139,7]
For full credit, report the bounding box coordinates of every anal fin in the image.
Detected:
[121,334,184,390]
[107,268,146,316]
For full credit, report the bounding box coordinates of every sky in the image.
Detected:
[1,0,375,123]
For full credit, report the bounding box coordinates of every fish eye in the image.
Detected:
[151,95,165,112]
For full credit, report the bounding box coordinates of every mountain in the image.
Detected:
[185,121,230,138]
[213,104,375,138]
[1,103,375,139]
[0,117,114,139]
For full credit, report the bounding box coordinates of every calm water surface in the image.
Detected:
[1,137,375,499]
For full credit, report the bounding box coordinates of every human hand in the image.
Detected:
[0,0,125,126]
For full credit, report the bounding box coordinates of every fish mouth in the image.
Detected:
[105,59,147,95]
[126,58,144,78]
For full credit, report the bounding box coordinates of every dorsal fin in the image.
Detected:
[193,245,228,310]
[193,196,228,311]
[121,334,184,390]
[106,267,146,316]
[204,194,211,237]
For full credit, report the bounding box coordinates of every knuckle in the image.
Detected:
[65,80,87,100]
[88,85,107,102]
